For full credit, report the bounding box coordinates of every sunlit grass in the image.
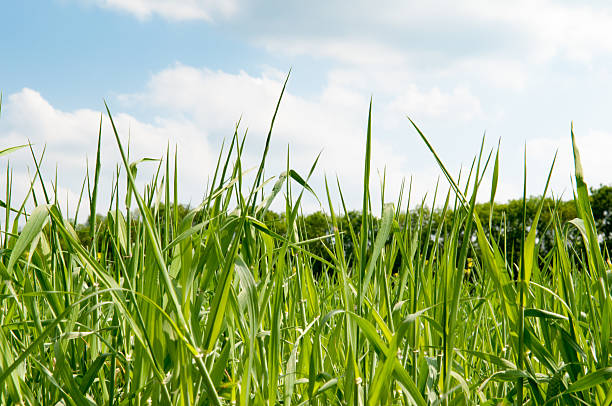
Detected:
[0,85,610,405]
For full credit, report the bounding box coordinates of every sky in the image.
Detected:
[2,0,612,219]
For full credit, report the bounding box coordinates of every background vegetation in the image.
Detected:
[78,185,612,278]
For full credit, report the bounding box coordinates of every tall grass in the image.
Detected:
[0,87,611,405]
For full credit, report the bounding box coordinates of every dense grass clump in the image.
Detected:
[0,88,611,405]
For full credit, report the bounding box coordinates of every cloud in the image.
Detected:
[131,63,482,131]
[247,0,612,99]
[260,38,410,68]
[0,88,216,220]
[83,0,238,21]
[4,66,607,218]
[267,1,612,63]
[469,127,612,205]
[456,0,612,63]
[119,64,492,208]
[388,85,482,120]
[525,129,612,197]
[122,65,398,201]
[77,0,612,67]
[3,65,482,217]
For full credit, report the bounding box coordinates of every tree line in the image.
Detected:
[261,184,611,275]
[78,184,611,275]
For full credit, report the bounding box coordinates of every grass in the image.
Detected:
[0,85,611,405]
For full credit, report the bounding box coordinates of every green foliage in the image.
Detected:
[590,184,612,250]
[0,94,610,405]
[77,189,611,278]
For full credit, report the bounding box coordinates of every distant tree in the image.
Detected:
[75,184,610,278]
[590,184,612,251]
[301,211,331,275]
[262,210,287,236]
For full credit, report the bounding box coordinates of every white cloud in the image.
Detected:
[4,66,606,218]
[80,0,612,67]
[408,1,612,63]
[0,88,216,220]
[120,65,490,208]
[3,66,474,217]
[260,38,410,68]
[525,129,612,196]
[473,127,612,204]
[448,58,528,92]
[388,84,482,120]
[83,0,238,21]
[250,0,612,99]
[456,0,612,63]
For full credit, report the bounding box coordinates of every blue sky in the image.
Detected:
[2,0,612,216]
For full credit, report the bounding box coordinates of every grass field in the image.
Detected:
[0,88,611,405]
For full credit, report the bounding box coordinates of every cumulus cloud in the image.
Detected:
[0,88,216,220]
[3,66,608,218]
[83,0,238,21]
[3,65,481,217]
[118,64,493,208]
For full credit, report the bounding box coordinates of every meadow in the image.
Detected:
[0,85,611,405]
